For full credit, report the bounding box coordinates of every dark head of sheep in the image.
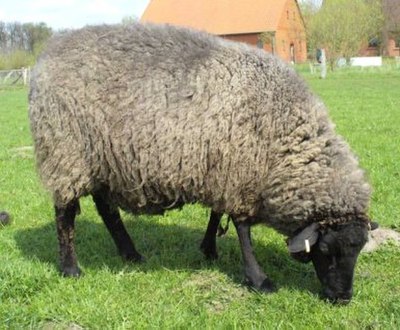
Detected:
[29,23,372,304]
[287,217,369,304]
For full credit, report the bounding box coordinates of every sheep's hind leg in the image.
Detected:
[55,200,81,277]
[233,219,276,293]
[200,211,222,260]
[92,188,144,262]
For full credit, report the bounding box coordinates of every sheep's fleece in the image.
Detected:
[29,23,371,236]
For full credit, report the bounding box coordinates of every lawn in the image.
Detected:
[0,68,399,328]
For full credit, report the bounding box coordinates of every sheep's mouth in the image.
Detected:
[321,288,352,305]
[325,296,351,305]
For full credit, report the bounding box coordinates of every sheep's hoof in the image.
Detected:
[204,250,218,260]
[245,278,277,293]
[200,242,218,260]
[61,266,81,278]
[122,252,146,263]
[259,278,277,293]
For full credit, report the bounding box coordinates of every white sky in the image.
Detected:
[0,0,151,30]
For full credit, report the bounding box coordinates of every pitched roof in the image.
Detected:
[141,0,289,35]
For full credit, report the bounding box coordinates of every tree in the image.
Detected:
[383,0,400,56]
[121,16,137,25]
[0,21,52,69]
[0,22,52,53]
[301,0,384,69]
[22,22,52,55]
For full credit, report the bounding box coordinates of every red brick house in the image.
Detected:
[381,0,400,57]
[141,0,307,63]
[360,0,400,57]
[360,38,400,57]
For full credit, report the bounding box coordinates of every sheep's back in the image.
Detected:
[29,23,370,227]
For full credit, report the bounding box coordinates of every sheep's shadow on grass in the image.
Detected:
[14,215,319,295]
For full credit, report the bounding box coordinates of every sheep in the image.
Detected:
[29,22,372,304]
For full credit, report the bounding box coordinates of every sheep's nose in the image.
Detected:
[334,297,351,305]
[322,288,352,305]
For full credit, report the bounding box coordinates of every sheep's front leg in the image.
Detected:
[55,200,81,277]
[92,188,144,262]
[233,219,276,292]
[200,211,223,260]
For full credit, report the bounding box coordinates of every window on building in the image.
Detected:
[368,37,379,48]
[395,36,400,48]
[257,39,264,49]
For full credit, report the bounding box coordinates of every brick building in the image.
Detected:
[141,0,307,63]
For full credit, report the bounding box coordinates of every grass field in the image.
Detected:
[0,68,400,328]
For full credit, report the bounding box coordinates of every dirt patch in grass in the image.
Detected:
[180,271,250,314]
[362,228,400,253]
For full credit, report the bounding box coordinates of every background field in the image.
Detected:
[0,68,399,328]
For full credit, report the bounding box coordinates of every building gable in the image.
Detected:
[141,0,307,63]
[141,0,290,34]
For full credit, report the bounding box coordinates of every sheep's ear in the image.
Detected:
[288,223,320,254]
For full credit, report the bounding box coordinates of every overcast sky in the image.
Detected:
[0,0,151,30]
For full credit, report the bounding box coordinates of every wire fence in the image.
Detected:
[0,67,30,86]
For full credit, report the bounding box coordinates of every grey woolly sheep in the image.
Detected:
[29,23,372,304]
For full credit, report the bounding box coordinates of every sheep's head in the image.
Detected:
[288,218,369,304]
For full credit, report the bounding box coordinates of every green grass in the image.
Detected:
[1,69,400,328]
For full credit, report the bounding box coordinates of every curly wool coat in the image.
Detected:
[29,23,371,237]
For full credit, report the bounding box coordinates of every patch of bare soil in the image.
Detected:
[362,228,400,253]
